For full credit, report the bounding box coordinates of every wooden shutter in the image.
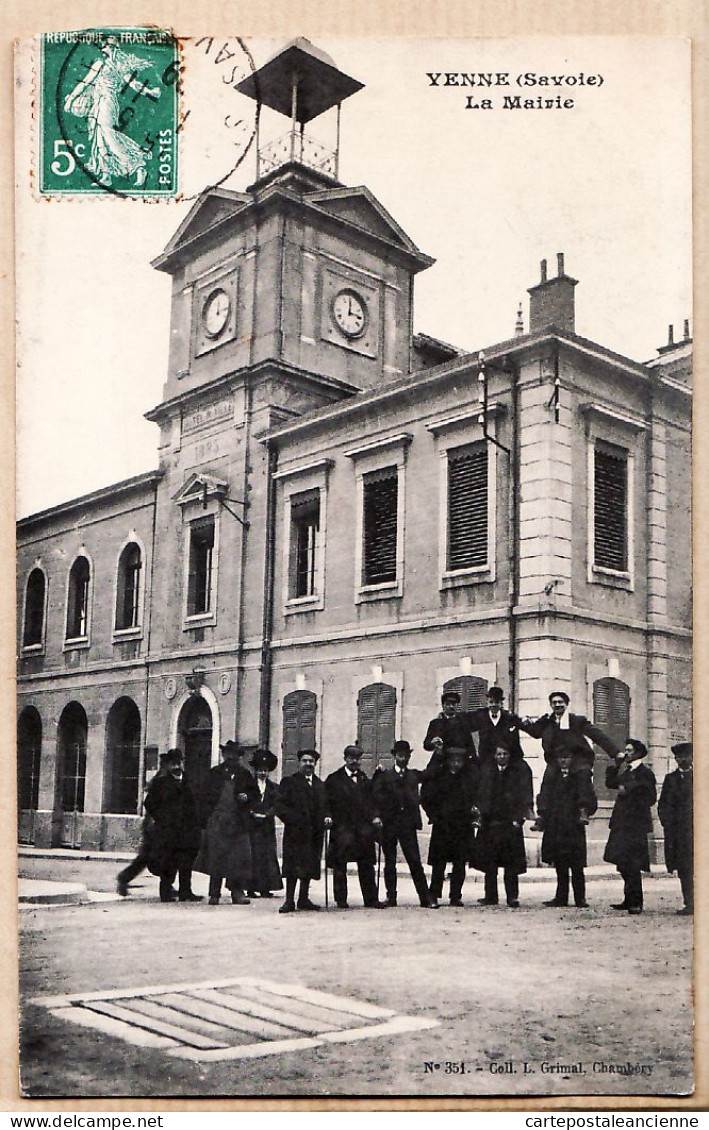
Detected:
[593,676,631,800]
[357,683,397,775]
[594,447,628,571]
[281,690,317,780]
[362,469,398,585]
[442,675,489,711]
[447,446,488,570]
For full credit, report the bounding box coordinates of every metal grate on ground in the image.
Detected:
[32,976,438,1061]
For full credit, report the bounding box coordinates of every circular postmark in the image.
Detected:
[46,28,259,199]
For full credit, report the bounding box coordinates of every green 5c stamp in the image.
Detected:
[40,28,179,196]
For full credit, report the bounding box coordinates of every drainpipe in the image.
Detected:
[258,440,279,746]
[508,359,521,712]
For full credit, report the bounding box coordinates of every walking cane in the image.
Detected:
[323,825,330,909]
[376,837,382,902]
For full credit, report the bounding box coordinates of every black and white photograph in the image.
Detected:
[14,28,694,1101]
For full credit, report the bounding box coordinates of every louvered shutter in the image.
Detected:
[447,446,488,570]
[357,683,397,775]
[442,675,489,711]
[593,676,631,800]
[281,690,317,780]
[594,448,628,571]
[362,469,398,585]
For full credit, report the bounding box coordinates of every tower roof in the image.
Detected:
[236,37,363,123]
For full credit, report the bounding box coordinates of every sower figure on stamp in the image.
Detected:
[658,741,693,915]
[423,691,477,764]
[372,740,434,908]
[472,737,534,908]
[194,739,259,906]
[247,749,283,900]
[275,749,331,914]
[325,745,384,909]
[420,746,480,908]
[604,739,657,915]
[143,749,202,903]
[537,732,598,908]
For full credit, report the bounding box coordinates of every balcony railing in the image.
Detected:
[258,131,337,178]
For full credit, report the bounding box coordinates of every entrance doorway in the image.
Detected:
[178,696,214,812]
[56,702,88,847]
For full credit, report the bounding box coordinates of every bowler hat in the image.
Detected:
[160,748,183,764]
[250,748,278,771]
[487,686,505,701]
[220,739,245,756]
[441,691,460,704]
[444,745,468,761]
[625,738,648,759]
[392,740,412,755]
[343,744,364,758]
[671,741,693,758]
[297,748,320,762]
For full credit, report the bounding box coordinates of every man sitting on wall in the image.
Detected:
[466,685,534,765]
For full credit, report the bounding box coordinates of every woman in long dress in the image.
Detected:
[63,37,161,187]
[247,749,283,899]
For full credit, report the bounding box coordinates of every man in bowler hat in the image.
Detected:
[658,741,693,915]
[373,740,433,907]
[325,745,384,908]
[603,738,657,914]
[466,685,533,765]
[275,749,331,913]
[423,691,477,761]
[143,749,202,902]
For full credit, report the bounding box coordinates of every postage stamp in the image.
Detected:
[39,28,179,196]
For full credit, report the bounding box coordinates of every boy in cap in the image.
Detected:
[603,739,657,914]
[537,733,597,908]
[325,745,384,908]
[247,749,283,900]
[143,749,202,902]
[423,691,477,762]
[275,749,331,913]
[658,741,693,915]
[420,746,480,907]
[372,740,433,907]
[472,738,534,907]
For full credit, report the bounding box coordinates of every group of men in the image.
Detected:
[119,685,694,918]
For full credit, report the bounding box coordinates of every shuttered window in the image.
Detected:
[447,444,488,570]
[23,569,46,647]
[357,683,397,775]
[187,518,215,615]
[362,468,398,585]
[282,690,318,780]
[593,676,631,801]
[594,446,628,572]
[289,491,320,598]
[442,675,489,711]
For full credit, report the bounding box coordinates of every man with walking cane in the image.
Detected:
[373,740,434,907]
[325,745,385,909]
[275,749,331,914]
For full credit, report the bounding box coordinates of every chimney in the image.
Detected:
[683,319,691,342]
[514,302,524,336]
[528,252,578,334]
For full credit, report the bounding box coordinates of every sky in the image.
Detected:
[15,35,692,517]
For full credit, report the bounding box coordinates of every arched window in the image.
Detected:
[115,543,142,630]
[23,569,46,648]
[593,676,631,800]
[357,683,396,775]
[281,690,317,780]
[66,557,91,640]
[104,698,141,814]
[442,675,489,711]
[57,702,87,814]
[17,707,42,813]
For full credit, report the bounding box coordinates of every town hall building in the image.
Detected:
[17,39,692,861]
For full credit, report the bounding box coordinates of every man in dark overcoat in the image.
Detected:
[372,740,433,908]
[325,745,383,909]
[423,691,477,761]
[195,739,260,905]
[603,738,657,914]
[658,741,693,915]
[466,686,534,765]
[472,738,534,907]
[420,746,480,907]
[275,748,331,913]
[143,749,202,902]
[537,733,598,908]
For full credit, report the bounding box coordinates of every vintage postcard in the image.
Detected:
[14,31,693,1100]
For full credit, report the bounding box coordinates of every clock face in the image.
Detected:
[331,289,367,339]
[202,288,231,338]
